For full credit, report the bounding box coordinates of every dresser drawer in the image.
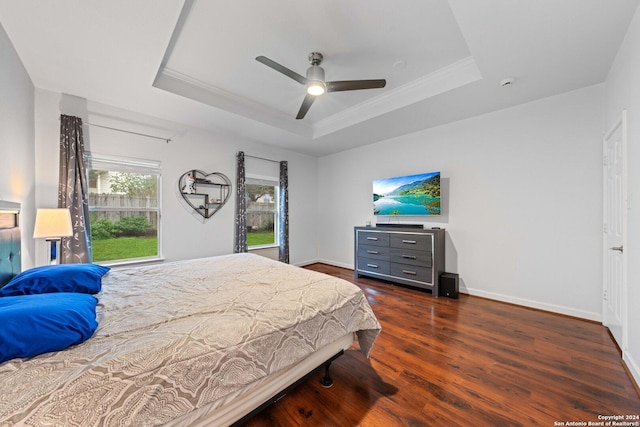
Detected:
[390,233,432,251]
[390,263,433,284]
[358,245,390,260]
[357,231,390,247]
[357,257,390,275]
[389,247,433,268]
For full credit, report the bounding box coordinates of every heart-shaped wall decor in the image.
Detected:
[178,170,231,219]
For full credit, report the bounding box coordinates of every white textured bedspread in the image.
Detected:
[0,253,381,426]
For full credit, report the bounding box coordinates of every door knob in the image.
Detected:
[610,245,624,253]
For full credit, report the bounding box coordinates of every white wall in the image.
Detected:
[0,24,36,268]
[318,84,604,321]
[604,3,640,390]
[33,90,319,266]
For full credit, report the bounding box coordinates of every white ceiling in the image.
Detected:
[0,0,638,156]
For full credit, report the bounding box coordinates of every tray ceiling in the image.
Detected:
[0,0,637,155]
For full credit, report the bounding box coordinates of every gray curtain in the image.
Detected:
[234,151,248,253]
[58,114,92,263]
[278,161,289,263]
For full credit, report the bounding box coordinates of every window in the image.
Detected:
[87,155,161,263]
[246,178,279,248]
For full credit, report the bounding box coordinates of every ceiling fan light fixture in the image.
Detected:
[306,65,326,96]
[306,80,326,96]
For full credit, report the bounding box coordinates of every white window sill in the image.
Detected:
[99,257,165,269]
[248,244,278,251]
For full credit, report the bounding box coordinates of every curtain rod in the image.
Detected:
[245,154,281,164]
[84,122,171,143]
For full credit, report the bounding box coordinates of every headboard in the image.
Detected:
[0,201,21,287]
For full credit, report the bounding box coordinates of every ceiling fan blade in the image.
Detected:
[255,56,307,85]
[296,94,316,120]
[326,79,386,92]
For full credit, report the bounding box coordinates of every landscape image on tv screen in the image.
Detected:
[373,171,441,216]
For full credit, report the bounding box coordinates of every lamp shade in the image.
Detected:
[33,208,73,239]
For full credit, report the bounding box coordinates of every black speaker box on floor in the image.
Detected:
[439,272,459,299]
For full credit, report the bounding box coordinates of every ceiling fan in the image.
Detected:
[255,52,387,120]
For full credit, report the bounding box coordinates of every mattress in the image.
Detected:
[0,253,381,426]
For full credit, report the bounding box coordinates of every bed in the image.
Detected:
[0,205,381,426]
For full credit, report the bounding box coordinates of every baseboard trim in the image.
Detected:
[623,351,640,397]
[293,258,322,268]
[463,287,601,322]
[313,259,353,270]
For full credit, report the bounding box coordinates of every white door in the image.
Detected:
[602,110,627,350]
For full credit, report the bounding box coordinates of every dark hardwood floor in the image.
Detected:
[244,264,640,426]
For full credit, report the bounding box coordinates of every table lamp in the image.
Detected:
[33,208,73,264]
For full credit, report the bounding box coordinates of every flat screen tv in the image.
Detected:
[373,171,440,216]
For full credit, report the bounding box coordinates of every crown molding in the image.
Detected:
[153,66,313,138]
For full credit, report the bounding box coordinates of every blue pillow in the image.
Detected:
[0,264,110,297]
[0,293,98,363]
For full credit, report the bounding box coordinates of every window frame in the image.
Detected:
[86,153,162,265]
[245,175,280,250]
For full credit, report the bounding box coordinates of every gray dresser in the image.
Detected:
[354,226,445,296]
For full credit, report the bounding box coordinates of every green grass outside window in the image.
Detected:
[92,237,157,262]
[92,232,276,263]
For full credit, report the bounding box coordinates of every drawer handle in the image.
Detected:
[366,237,379,241]
[402,269,417,275]
[367,263,379,269]
[402,255,417,260]
[367,250,379,254]
[402,239,417,244]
